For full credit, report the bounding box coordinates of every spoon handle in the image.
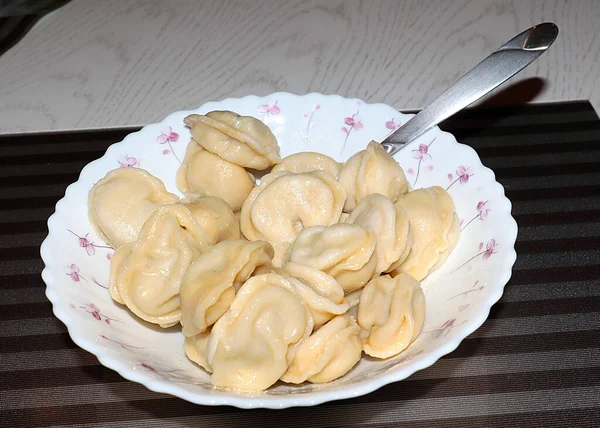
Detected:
[381,22,559,156]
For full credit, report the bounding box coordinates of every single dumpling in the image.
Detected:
[338,141,410,212]
[347,193,412,274]
[176,141,255,211]
[180,239,274,337]
[357,273,425,359]
[240,170,346,264]
[285,223,377,294]
[108,204,209,327]
[184,111,280,170]
[391,186,459,280]
[272,152,341,178]
[281,314,362,384]
[184,329,212,373]
[206,273,314,391]
[179,196,240,245]
[279,262,349,328]
[88,168,178,248]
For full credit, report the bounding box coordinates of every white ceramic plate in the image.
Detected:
[41,92,517,409]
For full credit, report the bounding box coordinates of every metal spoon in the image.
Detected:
[381,22,559,156]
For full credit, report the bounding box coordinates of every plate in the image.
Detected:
[41,92,517,408]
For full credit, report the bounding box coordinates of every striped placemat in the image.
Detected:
[1,101,599,427]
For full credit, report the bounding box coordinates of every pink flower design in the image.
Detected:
[68,230,112,256]
[259,101,280,115]
[81,304,119,324]
[447,166,474,191]
[92,278,108,290]
[258,101,280,125]
[457,166,473,183]
[139,363,183,375]
[461,201,491,232]
[118,155,139,168]
[446,281,485,301]
[412,144,431,160]
[157,127,181,163]
[453,239,499,272]
[303,104,321,143]
[483,239,498,259]
[386,118,400,130]
[341,110,363,152]
[157,126,179,144]
[66,264,87,283]
[100,335,144,350]
[410,138,436,185]
[477,201,491,219]
[425,319,466,338]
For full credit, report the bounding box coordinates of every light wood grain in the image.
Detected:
[0,0,598,133]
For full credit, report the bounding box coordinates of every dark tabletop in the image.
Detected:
[0,101,599,427]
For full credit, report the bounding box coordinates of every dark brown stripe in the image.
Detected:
[0,130,138,147]
[445,329,600,359]
[1,367,598,426]
[0,151,106,167]
[440,101,595,121]
[334,366,600,407]
[0,196,59,210]
[515,236,600,254]
[0,273,43,290]
[358,408,600,428]
[514,210,600,227]
[491,161,600,179]
[0,173,81,187]
[0,364,125,391]
[0,221,48,235]
[451,119,600,139]
[510,265,600,285]
[0,332,75,353]
[506,185,600,201]
[487,297,600,320]
[0,246,42,261]
[475,140,600,157]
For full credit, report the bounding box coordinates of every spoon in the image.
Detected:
[381,22,559,156]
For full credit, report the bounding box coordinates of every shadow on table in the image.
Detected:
[439,77,546,139]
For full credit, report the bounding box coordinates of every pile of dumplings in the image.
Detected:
[88,110,460,392]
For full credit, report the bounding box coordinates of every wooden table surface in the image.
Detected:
[0,0,598,134]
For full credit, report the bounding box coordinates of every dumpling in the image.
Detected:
[345,288,362,312]
[281,314,361,384]
[180,239,274,337]
[285,223,377,294]
[391,186,459,280]
[176,141,255,211]
[357,273,425,359]
[88,168,178,247]
[279,262,349,328]
[179,196,240,245]
[272,152,341,178]
[240,170,346,264]
[347,193,412,274]
[184,329,212,373]
[338,141,410,212]
[108,204,209,327]
[184,111,280,170]
[206,273,314,391]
